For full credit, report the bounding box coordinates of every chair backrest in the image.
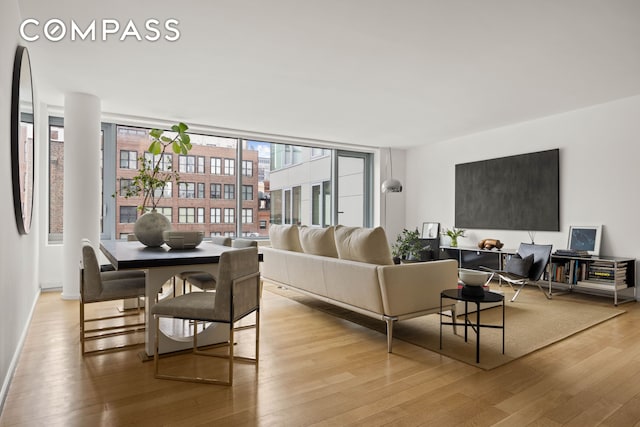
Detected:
[81,240,103,300]
[214,247,260,322]
[517,243,553,281]
[211,236,232,246]
[232,238,258,248]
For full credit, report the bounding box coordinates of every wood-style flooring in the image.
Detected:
[2,287,640,426]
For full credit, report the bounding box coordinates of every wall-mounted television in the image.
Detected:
[455,149,559,231]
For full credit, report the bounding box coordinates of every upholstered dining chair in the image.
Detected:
[80,239,146,354]
[152,247,261,385]
[482,242,553,302]
[176,236,233,293]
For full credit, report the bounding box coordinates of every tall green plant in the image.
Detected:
[392,228,423,260]
[118,122,192,211]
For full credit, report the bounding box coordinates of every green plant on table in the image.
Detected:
[442,227,466,247]
[117,122,192,211]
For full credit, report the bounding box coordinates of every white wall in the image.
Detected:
[0,0,41,407]
[404,95,640,287]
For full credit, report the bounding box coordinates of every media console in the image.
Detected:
[548,253,636,306]
[438,246,515,271]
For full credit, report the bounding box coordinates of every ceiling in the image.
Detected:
[16,0,640,149]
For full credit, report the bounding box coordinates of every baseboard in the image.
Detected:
[0,288,41,414]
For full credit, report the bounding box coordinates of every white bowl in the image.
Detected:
[458,268,491,286]
[162,231,204,249]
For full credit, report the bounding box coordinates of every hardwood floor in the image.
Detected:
[2,287,640,426]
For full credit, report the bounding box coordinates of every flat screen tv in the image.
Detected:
[455,149,559,231]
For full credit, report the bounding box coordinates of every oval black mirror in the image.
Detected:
[11,46,35,235]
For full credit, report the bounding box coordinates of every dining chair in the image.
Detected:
[80,239,146,354]
[176,236,233,293]
[152,247,261,385]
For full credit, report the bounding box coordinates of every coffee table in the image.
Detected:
[439,288,505,363]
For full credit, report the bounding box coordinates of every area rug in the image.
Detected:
[264,284,625,370]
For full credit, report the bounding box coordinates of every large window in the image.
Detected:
[48,122,371,243]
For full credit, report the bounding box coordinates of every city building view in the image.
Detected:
[48,123,370,243]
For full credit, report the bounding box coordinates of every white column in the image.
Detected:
[62,92,101,300]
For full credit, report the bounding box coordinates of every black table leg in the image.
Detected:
[476,302,480,363]
[464,301,468,342]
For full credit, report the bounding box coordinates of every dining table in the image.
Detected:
[100,239,255,357]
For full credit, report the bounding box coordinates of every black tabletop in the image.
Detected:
[100,240,241,269]
[441,288,504,303]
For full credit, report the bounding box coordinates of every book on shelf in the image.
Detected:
[554,249,591,257]
[576,280,627,291]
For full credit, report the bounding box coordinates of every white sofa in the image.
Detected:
[261,224,459,352]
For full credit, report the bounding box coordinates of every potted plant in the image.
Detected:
[392,228,424,263]
[118,122,191,246]
[442,227,466,247]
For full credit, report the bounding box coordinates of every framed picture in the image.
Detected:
[421,222,440,239]
[567,225,602,256]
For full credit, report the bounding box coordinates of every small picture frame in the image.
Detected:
[421,222,440,239]
[567,225,602,256]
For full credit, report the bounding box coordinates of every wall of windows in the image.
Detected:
[48,121,372,243]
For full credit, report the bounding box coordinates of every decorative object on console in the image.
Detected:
[381,147,402,193]
[477,238,504,250]
[567,225,602,256]
[116,122,191,247]
[442,227,466,248]
[162,231,204,250]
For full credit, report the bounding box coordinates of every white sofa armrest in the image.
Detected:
[377,259,458,317]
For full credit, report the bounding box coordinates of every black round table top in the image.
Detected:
[441,288,504,303]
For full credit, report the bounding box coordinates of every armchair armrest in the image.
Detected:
[377,259,458,317]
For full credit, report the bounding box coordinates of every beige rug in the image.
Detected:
[265,283,626,370]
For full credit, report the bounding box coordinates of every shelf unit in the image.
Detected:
[439,246,514,271]
[548,254,636,305]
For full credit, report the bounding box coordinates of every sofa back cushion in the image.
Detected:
[298,226,339,258]
[334,225,393,265]
[269,224,303,252]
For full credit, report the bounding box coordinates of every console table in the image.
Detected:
[548,253,636,306]
[439,246,515,270]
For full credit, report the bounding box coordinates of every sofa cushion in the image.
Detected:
[269,224,303,252]
[334,225,393,265]
[298,226,339,258]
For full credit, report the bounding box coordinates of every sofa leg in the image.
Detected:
[385,317,396,353]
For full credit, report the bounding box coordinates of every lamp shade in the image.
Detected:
[381,177,403,193]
